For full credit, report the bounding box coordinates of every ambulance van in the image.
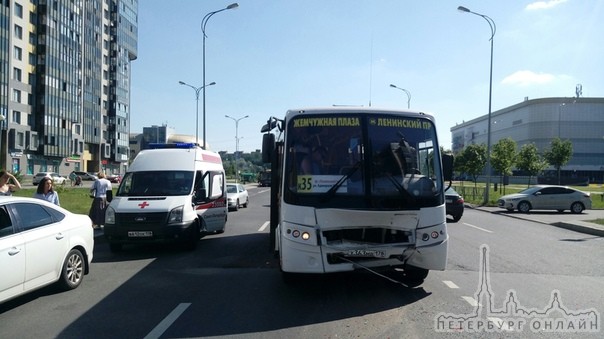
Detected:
[104,143,227,252]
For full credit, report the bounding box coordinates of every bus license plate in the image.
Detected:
[344,249,386,258]
[128,231,153,237]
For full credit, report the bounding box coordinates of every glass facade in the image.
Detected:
[0,0,137,176]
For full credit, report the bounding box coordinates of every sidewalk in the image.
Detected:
[469,205,604,237]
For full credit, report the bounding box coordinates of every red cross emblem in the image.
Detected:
[138,201,150,209]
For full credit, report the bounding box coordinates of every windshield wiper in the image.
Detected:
[384,174,414,200]
[320,161,362,203]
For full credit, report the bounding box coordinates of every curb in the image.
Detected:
[551,221,604,237]
[467,204,604,237]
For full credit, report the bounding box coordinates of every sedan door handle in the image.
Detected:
[8,247,22,256]
[55,233,65,240]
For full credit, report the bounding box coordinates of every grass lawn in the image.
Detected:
[12,186,94,215]
[451,182,604,209]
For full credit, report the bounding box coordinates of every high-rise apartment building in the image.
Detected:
[0,0,137,177]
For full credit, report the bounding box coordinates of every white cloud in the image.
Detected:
[501,70,557,86]
[525,0,568,10]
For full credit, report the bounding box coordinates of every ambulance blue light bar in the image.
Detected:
[148,143,199,149]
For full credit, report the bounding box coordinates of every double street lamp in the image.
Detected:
[389,84,411,109]
[202,3,238,150]
[178,81,216,146]
[225,114,249,182]
[458,5,496,205]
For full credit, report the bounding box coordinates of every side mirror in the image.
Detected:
[262,133,275,164]
[195,188,207,203]
[442,154,454,182]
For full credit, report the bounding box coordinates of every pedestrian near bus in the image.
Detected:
[89,172,112,228]
[0,171,22,196]
[33,177,60,205]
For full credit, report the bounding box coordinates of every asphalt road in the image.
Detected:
[0,186,602,338]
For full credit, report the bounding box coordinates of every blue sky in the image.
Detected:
[130,0,603,153]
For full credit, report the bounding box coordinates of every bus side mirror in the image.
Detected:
[442,154,454,182]
[262,133,275,164]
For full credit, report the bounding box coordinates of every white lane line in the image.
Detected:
[258,221,269,232]
[462,222,494,233]
[443,280,459,289]
[462,296,481,307]
[144,303,191,339]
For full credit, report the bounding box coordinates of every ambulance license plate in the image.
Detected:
[128,231,153,237]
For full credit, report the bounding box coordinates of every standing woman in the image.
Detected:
[0,171,22,196]
[89,172,112,228]
[33,177,60,205]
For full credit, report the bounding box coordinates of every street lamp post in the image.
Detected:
[458,5,496,205]
[202,3,238,150]
[389,84,411,109]
[225,114,249,182]
[178,81,216,145]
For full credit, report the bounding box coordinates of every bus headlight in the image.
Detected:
[283,222,316,245]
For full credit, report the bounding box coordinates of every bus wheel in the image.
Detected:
[390,266,428,288]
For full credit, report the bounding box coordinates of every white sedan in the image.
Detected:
[0,196,94,304]
[226,183,249,211]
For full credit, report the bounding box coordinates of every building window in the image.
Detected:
[12,111,21,124]
[12,89,21,103]
[14,46,22,60]
[14,25,23,40]
[17,132,25,147]
[13,68,22,81]
[15,3,23,18]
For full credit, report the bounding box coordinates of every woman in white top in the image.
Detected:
[0,171,21,196]
[33,177,60,205]
[89,172,113,228]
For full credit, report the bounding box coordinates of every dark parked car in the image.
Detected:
[445,187,464,222]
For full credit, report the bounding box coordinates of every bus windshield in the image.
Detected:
[284,113,443,209]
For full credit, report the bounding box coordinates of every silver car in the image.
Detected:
[32,172,66,185]
[226,183,249,211]
[497,185,592,214]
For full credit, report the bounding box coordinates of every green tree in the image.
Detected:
[491,138,517,194]
[516,143,548,187]
[459,143,487,190]
[543,138,573,185]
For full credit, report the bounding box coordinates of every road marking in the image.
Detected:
[462,296,481,307]
[462,222,494,233]
[258,221,269,232]
[443,280,459,289]
[144,303,191,339]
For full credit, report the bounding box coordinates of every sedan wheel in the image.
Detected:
[518,201,531,213]
[59,249,85,290]
[570,202,584,214]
